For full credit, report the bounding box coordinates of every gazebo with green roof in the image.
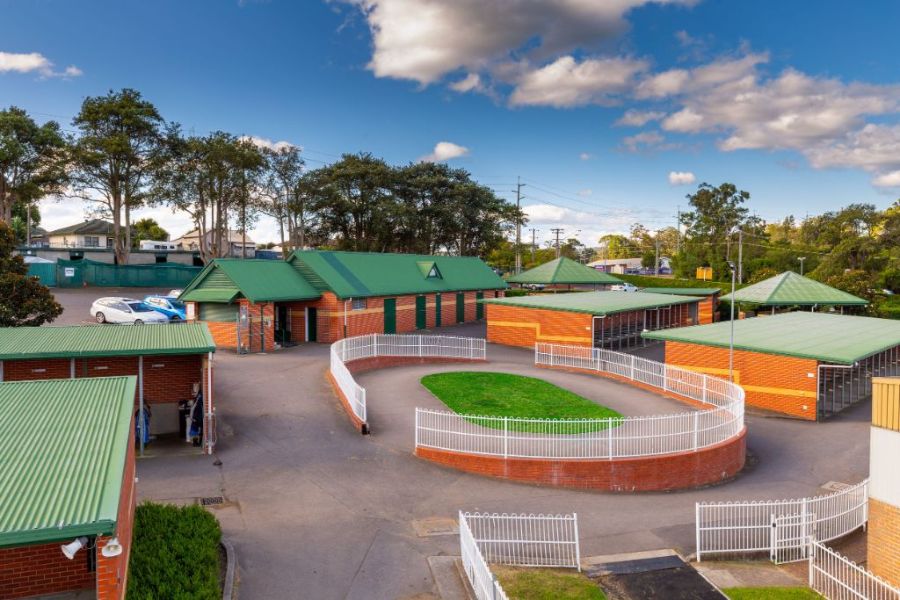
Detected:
[720,271,868,309]
[507,257,622,289]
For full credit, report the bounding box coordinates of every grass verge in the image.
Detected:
[723,587,823,599]
[493,566,606,600]
[421,371,622,433]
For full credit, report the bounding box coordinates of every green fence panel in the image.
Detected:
[55,259,202,288]
[26,263,57,287]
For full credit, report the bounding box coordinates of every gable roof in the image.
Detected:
[507,257,623,285]
[481,290,699,316]
[46,219,116,236]
[643,311,900,364]
[0,323,215,360]
[720,271,868,306]
[288,250,506,299]
[180,259,321,303]
[0,376,135,546]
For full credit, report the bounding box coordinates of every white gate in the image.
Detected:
[771,512,816,564]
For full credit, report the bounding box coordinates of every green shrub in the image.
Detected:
[503,288,530,297]
[616,273,745,294]
[127,502,222,600]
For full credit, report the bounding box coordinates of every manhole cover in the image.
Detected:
[821,481,851,492]
[200,496,225,506]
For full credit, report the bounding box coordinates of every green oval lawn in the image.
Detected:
[420,372,622,433]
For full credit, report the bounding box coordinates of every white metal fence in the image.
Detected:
[810,540,900,600]
[330,334,487,429]
[415,343,744,460]
[459,512,581,600]
[695,480,869,562]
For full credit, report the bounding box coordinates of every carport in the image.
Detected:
[0,323,216,453]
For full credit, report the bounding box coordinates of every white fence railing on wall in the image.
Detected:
[810,540,900,600]
[330,334,487,428]
[695,479,869,561]
[459,512,581,600]
[415,344,744,460]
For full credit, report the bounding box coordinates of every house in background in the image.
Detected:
[174,229,256,258]
[588,256,672,274]
[45,219,117,249]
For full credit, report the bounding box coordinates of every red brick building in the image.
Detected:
[644,312,900,421]
[0,323,216,453]
[483,291,702,350]
[0,377,137,600]
[181,251,507,351]
[640,287,721,324]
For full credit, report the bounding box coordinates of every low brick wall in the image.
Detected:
[416,428,747,492]
[868,497,900,587]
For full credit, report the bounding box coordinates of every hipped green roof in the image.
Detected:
[507,257,623,285]
[288,250,506,299]
[481,290,699,316]
[641,287,721,297]
[181,259,321,303]
[0,323,215,360]
[643,311,900,364]
[0,376,136,546]
[720,271,868,306]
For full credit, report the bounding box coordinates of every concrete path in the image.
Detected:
[135,323,870,600]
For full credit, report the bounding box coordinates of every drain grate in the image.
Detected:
[200,496,225,506]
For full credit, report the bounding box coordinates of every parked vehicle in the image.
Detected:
[523,283,546,291]
[610,283,638,292]
[143,295,187,320]
[168,289,183,298]
[90,297,169,324]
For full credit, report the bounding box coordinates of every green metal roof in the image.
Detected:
[481,290,699,316]
[507,257,623,285]
[640,287,721,297]
[288,250,506,299]
[643,311,900,364]
[720,271,868,306]
[0,376,135,546]
[181,259,322,303]
[0,323,215,360]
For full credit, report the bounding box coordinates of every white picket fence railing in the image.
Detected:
[695,480,869,561]
[330,334,487,428]
[810,540,900,600]
[415,343,744,460]
[459,512,580,600]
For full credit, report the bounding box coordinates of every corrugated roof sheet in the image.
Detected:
[643,311,900,364]
[0,323,215,360]
[482,290,699,316]
[507,257,623,285]
[720,271,868,306]
[181,259,321,303]
[641,287,721,296]
[0,376,135,546]
[289,250,506,299]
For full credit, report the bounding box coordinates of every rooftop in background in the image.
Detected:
[0,322,215,360]
[507,257,622,285]
[481,290,699,316]
[643,312,900,364]
[180,259,321,303]
[720,271,868,306]
[45,218,116,236]
[289,250,506,299]
[0,376,135,546]
[640,287,721,297]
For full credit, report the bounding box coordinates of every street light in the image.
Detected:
[798,256,807,276]
[727,260,737,382]
[728,226,743,284]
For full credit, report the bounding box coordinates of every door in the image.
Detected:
[306,307,317,342]
[415,295,427,330]
[384,298,396,334]
[434,294,442,328]
[456,292,465,323]
[771,512,816,564]
[475,292,484,320]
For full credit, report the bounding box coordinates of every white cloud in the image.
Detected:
[873,170,900,188]
[579,152,592,161]
[668,170,696,185]
[419,140,469,162]
[0,51,82,78]
[635,69,690,98]
[449,72,482,93]
[621,130,679,153]
[509,55,647,107]
[615,109,665,127]
[239,135,297,152]
[523,202,644,247]
[578,188,592,196]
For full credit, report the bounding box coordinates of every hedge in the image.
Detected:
[127,502,222,600]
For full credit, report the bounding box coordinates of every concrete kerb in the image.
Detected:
[221,536,238,600]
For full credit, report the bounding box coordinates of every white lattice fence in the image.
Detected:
[810,540,900,600]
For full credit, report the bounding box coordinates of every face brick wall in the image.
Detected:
[142,354,203,404]
[1,358,71,380]
[698,296,717,324]
[665,341,819,420]
[0,542,94,599]
[868,498,900,586]
[486,303,594,348]
[96,421,136,600]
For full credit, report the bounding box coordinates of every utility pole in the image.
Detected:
[530,228,537,263]
[551,228,564,259]
[798,256,807,276]
[513,177,526,274]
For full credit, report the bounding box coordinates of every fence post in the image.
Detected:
[415,409,419,448]
[695,503,702,562]
[630,355,635,380]
[419,335,423,357]
[503,417,509,459]
[608,419,613,459]
[808,540,814,587]
[693,411,699,451]
[573,513,581,571]
[702,375,708,404]
[662,365,668,391]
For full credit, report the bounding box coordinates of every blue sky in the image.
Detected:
[3,0,900,245]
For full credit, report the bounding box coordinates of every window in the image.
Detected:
[84,236,100,248]
[351,298,367,310]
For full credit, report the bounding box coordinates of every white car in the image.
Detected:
[90,297,169,325]
[610,283,638,292]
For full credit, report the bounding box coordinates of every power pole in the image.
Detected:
[530,228,537,263]
[551,228,564,259]
[513,177,526,274]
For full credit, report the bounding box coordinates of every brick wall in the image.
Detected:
[416,428,746,491]
[0,542,94,599]
[96,418,136,600]
[868,497,900,586]
[698,296,716,324]
[665,341,819,420]
[1,358,70,380]
[486,303,594,348]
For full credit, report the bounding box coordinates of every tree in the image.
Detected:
[262,145,307,255]
[0,221,62,326]
[595,234,633,260]
[0,107,67,228]
[69,89,164,264]
[132,218,169,246]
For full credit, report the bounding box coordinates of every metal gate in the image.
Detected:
[770,512,816,564]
